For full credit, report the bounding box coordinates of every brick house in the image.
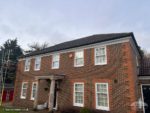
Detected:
[13,32,144,113]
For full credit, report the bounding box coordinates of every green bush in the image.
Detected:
[61,107,79,113]
[80,108,91,113]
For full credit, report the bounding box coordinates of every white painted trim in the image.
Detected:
[51,54,60,69]
[30,82,37,100]
[53,82,58,110]
[74,50,84,67]
[141,84,145,113]
[136,56,139,67]
[34,56,41,71]
[73,82,84,107]
[139,76,150,80]
[24,58,31,72]
[95,83,110,111]
[140,84,150,113]
[19,37,131,61]
[94,46,107,65]
[20,82,28,99]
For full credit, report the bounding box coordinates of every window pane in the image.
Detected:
[95,47,107,65]
[99,48,105,55]
[52,61,59,68]
[35,57,41,70]
[74,83,84,106]
[32,83,37,99]
[52,54,59,68]
[53,54,59,61]
[25,59,30,71]
[75,51,83,58]
[23,84,27,88]
[22,89,27,96]
[96,55,106,64]
[21,83,27,98]
[75,51,84,66]
[36,64,39,69]
[96,83,108,108]
[75,92,83,103]
[75,58,83,66]
[75,84,83,92]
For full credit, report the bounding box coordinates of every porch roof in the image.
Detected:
[35,74,65,80]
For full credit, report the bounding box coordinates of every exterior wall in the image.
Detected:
[13,42,138,113]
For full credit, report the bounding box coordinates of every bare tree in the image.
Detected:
[25,42,49,54]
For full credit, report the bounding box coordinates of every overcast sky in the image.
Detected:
[0,0,150,51]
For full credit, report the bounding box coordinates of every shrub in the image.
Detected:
[80,108,91,113]
[90,109,110,113]
[60,107,111,113]
[61,107,79,113]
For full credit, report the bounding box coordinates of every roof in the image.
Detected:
[20,32,139,58]
[140,58,150,76]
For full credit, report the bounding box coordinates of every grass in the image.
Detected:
[0,106,20,113]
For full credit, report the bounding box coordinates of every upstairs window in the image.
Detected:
[31,82,37,100]
[21,82,28,99]
[96,83,109,111]
[74,50,84,67]
[24,58,31,71]
[34,56,41,70]
[52,54,60,69]
[95,46,107,65]
[74,83,84,107]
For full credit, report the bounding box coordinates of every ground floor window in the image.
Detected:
[20,82,28,99]
[73,83,84,107]
[31,82,37,100]
[95,83,109,111]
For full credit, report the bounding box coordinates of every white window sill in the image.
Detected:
[95,62,107,66]
[73,103,84,107]
[20,97,26,99]
[96,106,109,111]
[34,69,40,71]
[52,67,59,69]
[24,70,30,72]
[30,98,35,101]
[74,65,84,67]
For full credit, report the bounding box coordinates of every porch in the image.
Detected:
[33,74,64,112]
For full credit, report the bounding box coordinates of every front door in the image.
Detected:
[142,85,150,113]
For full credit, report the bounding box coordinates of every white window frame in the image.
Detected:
[74,50,84,67]
[136,56,139,67]
[20,82,28,99]
[52,54,60,69]
[31,82,37,100]
[34,56,41,71]
[73,82,84,107]
[94,46,107,65]
[95,83,109,111]
[24,58,31,71]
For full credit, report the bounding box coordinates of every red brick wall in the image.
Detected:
[13,42,138,113]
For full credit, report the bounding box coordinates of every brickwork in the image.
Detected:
[13,42,139,113]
